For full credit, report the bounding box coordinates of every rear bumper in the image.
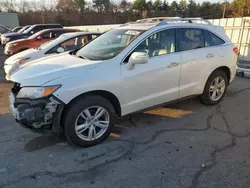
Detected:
[237,67,250,77]
[9,93,64,132]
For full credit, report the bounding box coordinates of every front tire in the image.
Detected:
[199,70,228,105]
[64,95,116,147]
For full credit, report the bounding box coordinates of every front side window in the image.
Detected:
[79,34,99,46]
[41,31,52,39]
[50,31,60,39]
[46,36,83,54]
[18,26,30,33]
[24,26,44,34]
[133,29,176,57]
[178,28,205,51]
[76,29,144,60]
[204,30,225,47]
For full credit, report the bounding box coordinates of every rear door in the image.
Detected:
[178,27,221,98]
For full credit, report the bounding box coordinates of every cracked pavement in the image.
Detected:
[1,69,250,187]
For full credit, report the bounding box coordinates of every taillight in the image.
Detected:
[233,47,239,55]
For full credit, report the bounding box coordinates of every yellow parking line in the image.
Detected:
[144,107,192,118]
[110,133,121,138]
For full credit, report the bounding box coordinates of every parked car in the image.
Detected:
[8,18,237,147]
[4,28,80,56]
[1,24,63,47]
[4,31,101,80]
[236,63,250,77]
[16,25,31,33]
[12,26,23,32]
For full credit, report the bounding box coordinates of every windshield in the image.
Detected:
[18,26,30,33]
[76,29,143,60]
[38,34,68,50]
[23,26,35,34]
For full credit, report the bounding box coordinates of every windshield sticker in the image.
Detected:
[125,30,140,36]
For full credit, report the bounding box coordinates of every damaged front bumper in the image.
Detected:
[9,92,64,133]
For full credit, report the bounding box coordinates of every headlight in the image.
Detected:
[9,43,18,47]
[16,86,61,99]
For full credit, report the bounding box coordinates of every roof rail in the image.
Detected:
[136,17,181,22]
[119,17,182,27]
[157,18,212,26]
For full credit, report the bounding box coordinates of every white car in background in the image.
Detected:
[4,31,101,80]
[236,63,250,77]
[9,18,237,147]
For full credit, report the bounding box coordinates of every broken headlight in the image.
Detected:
[16,85,61,99]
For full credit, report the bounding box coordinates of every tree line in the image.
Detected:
[0,0,249,26]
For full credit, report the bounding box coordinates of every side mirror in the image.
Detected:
[127,52,149,70]
[57,47,65,53]
[36,36,42,40]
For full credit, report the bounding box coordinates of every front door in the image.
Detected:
[121,28,181,115]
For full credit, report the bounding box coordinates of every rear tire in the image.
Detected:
[64,95,116,147]
[199,70,228,105]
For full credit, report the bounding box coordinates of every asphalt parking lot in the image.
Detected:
[1,50,250,188]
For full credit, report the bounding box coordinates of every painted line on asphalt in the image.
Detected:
[110,133,121,138]
[144,107,192,118]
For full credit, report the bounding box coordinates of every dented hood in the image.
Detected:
[10,53,101,86]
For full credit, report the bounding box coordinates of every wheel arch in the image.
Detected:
[61,90,122,127]
[210,66,231,83]
[201,66,231,94]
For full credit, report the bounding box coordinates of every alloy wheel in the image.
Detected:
[74,106,110,141]
[209,76,226,101]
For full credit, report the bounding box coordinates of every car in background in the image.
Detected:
[1,24,63,47]
[4,28,79,56]
[12,26,23,32]
[0,25,30,45]
[237,63,250,77]
[4,31,101,80]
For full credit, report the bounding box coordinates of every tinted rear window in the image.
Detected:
[204,30,225,47]
[178,28,205,52]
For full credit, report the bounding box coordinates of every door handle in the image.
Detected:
[206,53,214,58]
[167,62,179,68]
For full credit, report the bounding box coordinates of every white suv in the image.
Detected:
[9,18,237,147]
